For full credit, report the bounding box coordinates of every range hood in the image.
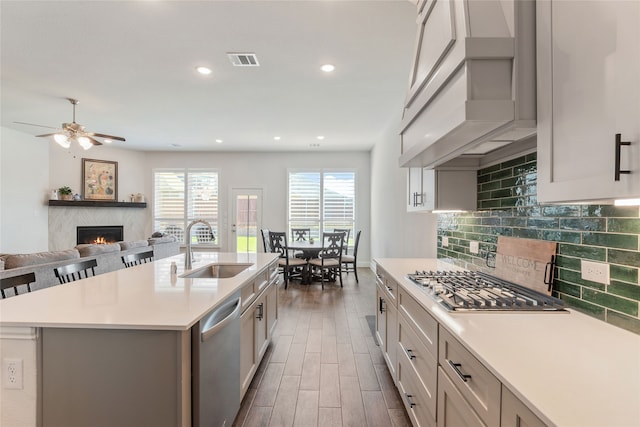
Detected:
[399,0,536,169]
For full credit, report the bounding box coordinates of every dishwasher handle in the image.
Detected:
[201,297,241,341]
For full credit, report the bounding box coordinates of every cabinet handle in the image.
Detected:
[615,133,631,181]
[379,297,386,313]
[385,285,393,293]
[448,360,472,382]
[256,303,264,320]
[404,393,416,409]
[406,349,416,360]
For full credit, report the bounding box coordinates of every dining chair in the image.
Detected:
[291,228,310,258]
[122,250,154,268]
[1,272,36,298]
[269,231,308,289]
[54,259,98,284]
[341,230,361,283]
[260,229,272,252]
[333,229,351,254]
[308,232,344,289]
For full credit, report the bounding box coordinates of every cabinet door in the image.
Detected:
[501,386,546,427]
[255,293,269,361]
[385,300,398,381]
[407,167,424,211]
[240,305,257,397]
[537,0,640,203]
[266,282,278,338]
[375,285,387,352]
[437,367,487,427]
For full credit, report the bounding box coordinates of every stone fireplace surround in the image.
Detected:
[49,206,151,251]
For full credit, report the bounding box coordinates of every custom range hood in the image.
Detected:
[399,0,536,169]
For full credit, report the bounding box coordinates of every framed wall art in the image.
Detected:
[82,158,118,201]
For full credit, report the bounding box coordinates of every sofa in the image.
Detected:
[0,236,180,297]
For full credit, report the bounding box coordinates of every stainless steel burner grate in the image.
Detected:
[407,270,566,312]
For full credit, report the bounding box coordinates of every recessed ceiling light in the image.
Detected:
[215,139,223,144]
[274,136,281,141]
[196,66,212,75]
[321,64,335,72]
[317,136,325,140]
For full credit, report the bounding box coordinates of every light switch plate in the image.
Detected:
[581,260,610,285]
[442,236,449,247]
[469,241,479,254]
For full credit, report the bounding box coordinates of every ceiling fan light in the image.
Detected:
[53,133,70,148]
[77,136,93,150]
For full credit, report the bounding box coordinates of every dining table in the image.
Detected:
[284,240,324,284]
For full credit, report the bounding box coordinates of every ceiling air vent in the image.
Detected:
[227,52,259,67]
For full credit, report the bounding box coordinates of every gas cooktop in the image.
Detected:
[406,270,567,312]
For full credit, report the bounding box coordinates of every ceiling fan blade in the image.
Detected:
[14,121,60,130]
[86,136,103,146]
[87,132,126,142]
[35,133,59,137]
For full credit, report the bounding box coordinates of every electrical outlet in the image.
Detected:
[3,358,23,390]
[442,236,449,247]
[469,241,479,254]
[581,260,610,285]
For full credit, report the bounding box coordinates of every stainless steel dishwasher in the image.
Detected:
[192,291,241,427]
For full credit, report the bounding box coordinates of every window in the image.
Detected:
[288,170,355,245]
[153,169,219,246]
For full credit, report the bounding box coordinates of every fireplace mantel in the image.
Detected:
[48,200,147,208]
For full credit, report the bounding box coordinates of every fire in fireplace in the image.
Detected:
[77,226,124,245]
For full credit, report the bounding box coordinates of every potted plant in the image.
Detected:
[58,186,73,201]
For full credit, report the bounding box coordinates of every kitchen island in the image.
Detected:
[0,252,279,427]
[375,258,640,427]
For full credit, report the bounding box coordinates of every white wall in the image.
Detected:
[143,151,372,265]
[370,128,438,261]
[0,127,49,253]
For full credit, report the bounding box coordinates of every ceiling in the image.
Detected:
[1,1,416,152]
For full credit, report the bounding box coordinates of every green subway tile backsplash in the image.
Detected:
[437,153,640,335]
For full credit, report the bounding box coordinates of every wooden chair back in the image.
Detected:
[333,229,351,254]
[1,272,36,298]
[291,228,310,242]
[54,259,98,284]
[261,229,272,252]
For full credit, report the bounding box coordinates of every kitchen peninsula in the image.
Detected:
[0,252,279,427]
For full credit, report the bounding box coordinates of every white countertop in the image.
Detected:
[0,252,278,331]
[375,258,640,427]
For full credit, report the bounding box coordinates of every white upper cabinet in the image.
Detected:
[406,167,476,212]
[537,0,640,203]
[400,0,536,168]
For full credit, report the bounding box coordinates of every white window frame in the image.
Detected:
[286,168,357,244]
[153,168,220,248]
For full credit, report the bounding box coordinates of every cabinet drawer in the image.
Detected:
[437,367,486,427]
[376,266,398,304]
[398,313,437,421]
[439,327,501,427]
[397,350,436,427]
[398,288,438,359]
[241,279,257,312]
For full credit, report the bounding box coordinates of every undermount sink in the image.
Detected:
[180,263,252,279]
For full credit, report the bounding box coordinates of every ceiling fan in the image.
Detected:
[15,98,126,150]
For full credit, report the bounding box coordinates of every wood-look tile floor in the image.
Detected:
[233,268,412,427]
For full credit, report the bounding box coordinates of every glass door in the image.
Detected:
[231,189,262,253]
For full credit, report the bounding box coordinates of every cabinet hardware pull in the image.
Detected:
[379,297,386,313]
[615,133,631,181]
[256,303,264,320]
[404,393,416,408]
[448,360,472,382]
[385,285,393,292]
[406,349,416,360]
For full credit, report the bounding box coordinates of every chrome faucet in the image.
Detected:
[185,219,214,270]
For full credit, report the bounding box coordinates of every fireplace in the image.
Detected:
[77,226,124,245]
